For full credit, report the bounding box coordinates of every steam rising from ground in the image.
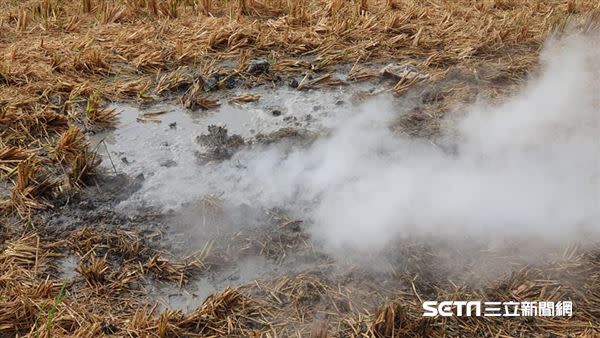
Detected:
[114,34,599,258]
[208,33,599,254]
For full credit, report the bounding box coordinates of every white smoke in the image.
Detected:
[209,33,599,254]
[111,33,599,259]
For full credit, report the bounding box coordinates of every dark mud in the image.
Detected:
[34,173,157,238]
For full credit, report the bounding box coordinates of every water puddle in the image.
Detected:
[94,85,379,211]
[93,83,388,312]
[147,256,298,312]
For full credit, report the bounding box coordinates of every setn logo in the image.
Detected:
[422,301,482,317]
[422,300,573,317]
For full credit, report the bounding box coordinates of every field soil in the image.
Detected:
[1,1,599,337]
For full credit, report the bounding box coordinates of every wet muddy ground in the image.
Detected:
[35,78,417,315]
[21,57,599,336]
[95,82,380,211]
[36,75,490,321]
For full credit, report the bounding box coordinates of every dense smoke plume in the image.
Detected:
[210,33,599,254]
[120,33,599,257]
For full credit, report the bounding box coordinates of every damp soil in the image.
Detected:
[29,66,526,314]
[25,71,587,328]
[30,79,423,313]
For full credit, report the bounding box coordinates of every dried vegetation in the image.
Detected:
[1,0,599,336]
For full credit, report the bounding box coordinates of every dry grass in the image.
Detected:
[0,218,599,336]
[10,159,55,214]
[0,0,596,202]
[1,0,599,336]
[229,93,261,104]
[54,125,87,163]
